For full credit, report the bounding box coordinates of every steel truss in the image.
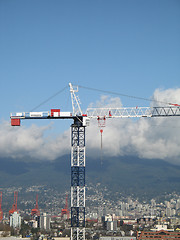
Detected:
[86,106,180,118]
[151,107,180,117]
[71,120,85,240]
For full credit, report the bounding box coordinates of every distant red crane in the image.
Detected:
[31,194,40,216]
[9,191,18,216]
[61,194,70,219]
[0,191,3,221]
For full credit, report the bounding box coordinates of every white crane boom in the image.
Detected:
[86,106,180,118]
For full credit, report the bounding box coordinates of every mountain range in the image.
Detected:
[0,155,180,200]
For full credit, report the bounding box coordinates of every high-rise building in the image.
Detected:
[106,221,117,231]
[176,199,180,210]
[151,199,156,208]
[10,211,21,228]
[40,213,51,230]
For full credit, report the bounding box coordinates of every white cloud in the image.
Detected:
[86,88,180,165]
[151,88,180,107]
[0,121,70,160]
[1,88,180,165]
[89,95,123,108]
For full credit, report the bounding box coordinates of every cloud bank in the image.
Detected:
[0,122,70,160]
[87,88,180,164]
[1,88,180,165]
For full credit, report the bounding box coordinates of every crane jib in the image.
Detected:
[10,107,180,126]
[151,106,180,117]
[86,106,180,118]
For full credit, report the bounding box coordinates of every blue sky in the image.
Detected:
[0,0,180,163]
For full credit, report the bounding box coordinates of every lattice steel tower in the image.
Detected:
[69,83,87,240]
[71,118,86,240]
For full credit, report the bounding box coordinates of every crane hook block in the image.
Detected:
[11,118,21,126]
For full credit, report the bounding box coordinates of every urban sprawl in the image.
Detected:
[0,184,180,240]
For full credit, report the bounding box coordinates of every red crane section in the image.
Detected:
[61,194,70,219]
[0,192,3,221]
[9,191,18,216]
[31,194,40,216]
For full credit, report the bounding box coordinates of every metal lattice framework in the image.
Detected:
[151,107,180,117]
[71,120,85,240]
[86,106,180,118]
[69,83,83,116]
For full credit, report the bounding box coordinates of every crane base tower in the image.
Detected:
[71,119,85,240]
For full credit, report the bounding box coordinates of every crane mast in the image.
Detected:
[71,117,86,240]
[10,84,180,240]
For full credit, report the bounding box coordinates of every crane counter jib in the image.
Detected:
[10,109,90,127]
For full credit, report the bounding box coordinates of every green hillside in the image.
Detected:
[0,155,180,200]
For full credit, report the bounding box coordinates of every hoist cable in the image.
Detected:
[30,85,69,112]
[78,85,177,106]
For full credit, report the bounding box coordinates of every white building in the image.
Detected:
[100,237,136,240]
[40,213,51,230]
[10,211,21,228]
[107,221,117,231]
[150,224,174,232]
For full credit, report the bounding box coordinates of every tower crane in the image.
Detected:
[31,194,40,217]
[61,193,70,219]
[10,83,180,240]
[9,191,18,216]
